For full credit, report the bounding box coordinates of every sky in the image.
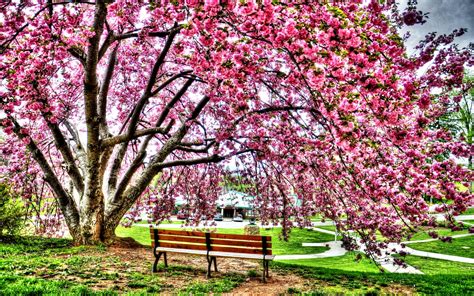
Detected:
[399,0,474,51]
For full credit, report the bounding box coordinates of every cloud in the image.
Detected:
[399,0,473,51]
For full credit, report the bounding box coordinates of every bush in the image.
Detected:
[0,184,26,236]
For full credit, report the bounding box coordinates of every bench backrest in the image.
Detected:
[150,228,272,255]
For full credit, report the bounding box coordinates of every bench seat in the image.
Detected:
[155,247,276,260]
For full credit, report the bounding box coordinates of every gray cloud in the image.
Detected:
[399,0,473,51]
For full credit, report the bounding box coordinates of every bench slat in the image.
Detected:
[210,232,271,241]
[211,238,271,248]
[151,229,206,238]
[151,228,270,241]
[155,247,274,260]
[152,234,207,244]
[152,241,208,250]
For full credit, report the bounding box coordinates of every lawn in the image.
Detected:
[0,236,245,295]
[278,252,380,272]
[401,255,474,275]
[408,235,474,258]
[116,225,333,255]
[462,207,474,215]
[2,222,473,295]
[276,260,474,295]
[405,227,469,241]
[1,236,474,295]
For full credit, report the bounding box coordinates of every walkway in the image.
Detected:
[275,228,474,274]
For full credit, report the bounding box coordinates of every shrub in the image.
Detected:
[0,184,26,236]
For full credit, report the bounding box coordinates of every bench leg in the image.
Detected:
[164,252,168,267]
[265,260,270,278]
[262,260,266,283]
[207,257,212,278]
[213,256,218,272]
[152,251,162,273]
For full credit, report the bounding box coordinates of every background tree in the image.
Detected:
[432,74,473,169]
[0,0,472,257]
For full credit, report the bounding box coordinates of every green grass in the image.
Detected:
[279,252,380,272]
[462,207,474,215]
[408,235,474,258]
[0,236,247,295]
[179,274,245,294]
[116,225,333,255]
[275,260,474,295]
[2,234,474,295]
[406,227,469,241]
[401,255,474,275]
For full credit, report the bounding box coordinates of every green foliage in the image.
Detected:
[432,73,473,169]
[0,184,26,237]
[246,269,258,277]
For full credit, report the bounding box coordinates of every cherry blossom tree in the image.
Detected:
[0,0,472,252]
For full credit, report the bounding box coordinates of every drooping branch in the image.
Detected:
[155,154,223,169]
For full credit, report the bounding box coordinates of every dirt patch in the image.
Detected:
[226,272,311,296]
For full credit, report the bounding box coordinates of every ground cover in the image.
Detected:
[406,227,469,241]
[462,207,474,215]
[401,255,474,275]
[408,235,474,258]
[2,236,473,295]
[276,260,474,295]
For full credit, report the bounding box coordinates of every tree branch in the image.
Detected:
[98,44,118,137]
[10,117,80,234]
[102,126,171,147]
[114,26,181,41]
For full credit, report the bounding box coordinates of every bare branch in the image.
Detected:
[114,26,181,41]
[102,126,171,147]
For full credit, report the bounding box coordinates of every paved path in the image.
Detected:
[402,233,474,244]
[275,241,347,260]
[279,227,474,273]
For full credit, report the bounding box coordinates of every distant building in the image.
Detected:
[216,190,256,218]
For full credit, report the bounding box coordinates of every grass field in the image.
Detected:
[1,228,474,295]
[401,255,474,275]
[408,235,474,258]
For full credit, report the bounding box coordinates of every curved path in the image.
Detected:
[275,229,474,274]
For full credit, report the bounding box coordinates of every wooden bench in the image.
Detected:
[150,228,273,281]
